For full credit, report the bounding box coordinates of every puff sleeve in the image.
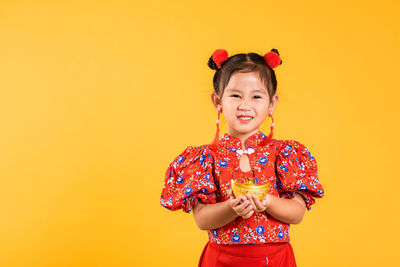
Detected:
[275,140,325,211]
[160,145,218,213]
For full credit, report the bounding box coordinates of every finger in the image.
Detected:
[242,209,254,219]
[245,203,254,213]
[230,190,240,204]
[230,190,244,204]
[237,200,252,214]
[236,195,246,205]
[232,197,246,211]
[237,200,248,213]
[262,194,271,209]
[247,194,256,210]
[252,195,264,211]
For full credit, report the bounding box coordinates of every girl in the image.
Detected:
[160,48,325,267]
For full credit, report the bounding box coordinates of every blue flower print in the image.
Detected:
[317,189,324,195]
[297,160,305,170]
[219,160,228,168]
[255,225,265,235]
[299,184,308,190]
[285,144,293,151]
[278,230,283,239]
[307,151,314,160]
[279,165,288,172]
[232,233,241,243]
[258,156,268,165]
[176,176,184,184]
[199,154,205,163]
[282,151,290,158]
[204,172,211,181]
[229,147,237,152]
[212,230,219,237]
[177,155,184,164]
[260,132,265,139]
[253,177,259,184]
[184,185,193,195]
[200,188,209,194]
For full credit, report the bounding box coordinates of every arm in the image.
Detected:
[192,201,237,230]
[262,192,306,224]
[192,191,253,230]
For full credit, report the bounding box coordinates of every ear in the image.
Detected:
[210,92,222,111]
[269,94,279,114]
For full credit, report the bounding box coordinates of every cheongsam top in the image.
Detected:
[160,130,325,245]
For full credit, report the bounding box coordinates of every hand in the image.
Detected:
[245,193,272,213]
[228,189,254,219]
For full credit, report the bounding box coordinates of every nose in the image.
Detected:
[238,97,251,110]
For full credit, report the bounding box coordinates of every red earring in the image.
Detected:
[211,106,222,146]
[260,111,274,146]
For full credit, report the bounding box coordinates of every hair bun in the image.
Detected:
[264,48,282,69]
[208,49,229,70]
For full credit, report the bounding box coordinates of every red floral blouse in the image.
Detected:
[160,130,325,245]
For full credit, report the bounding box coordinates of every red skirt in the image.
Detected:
[198,241,297,267]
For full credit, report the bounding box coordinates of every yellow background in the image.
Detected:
[0,0,399,266]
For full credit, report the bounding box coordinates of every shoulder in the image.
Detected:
[275,139,315,158]
[277,140,316,164]
[169,144,215,170]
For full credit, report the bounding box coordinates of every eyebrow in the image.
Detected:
[226,88,267,94]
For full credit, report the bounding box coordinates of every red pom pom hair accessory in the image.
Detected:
[212,49,229,69]
[263,48,282,69]
[212,48,282,70]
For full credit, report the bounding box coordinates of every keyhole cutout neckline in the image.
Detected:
[239,154,253,175]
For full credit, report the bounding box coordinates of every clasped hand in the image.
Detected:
[229,190,272,219]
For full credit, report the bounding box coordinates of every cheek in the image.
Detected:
[255,105,269,117]
[222,100,238,111]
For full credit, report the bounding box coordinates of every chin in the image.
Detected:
[233,126,259,134]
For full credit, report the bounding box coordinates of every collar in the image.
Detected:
[215,130,272,155]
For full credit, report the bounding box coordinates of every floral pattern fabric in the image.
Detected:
[160,130,325,245]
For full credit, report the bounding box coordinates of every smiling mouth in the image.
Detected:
[237,116,253,121]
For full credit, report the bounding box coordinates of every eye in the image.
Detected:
[254,95,262,99]
[231,94,241,98]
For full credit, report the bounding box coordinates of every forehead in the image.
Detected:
[224,72,268,94]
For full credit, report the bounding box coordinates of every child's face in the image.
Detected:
[219,71,275,139]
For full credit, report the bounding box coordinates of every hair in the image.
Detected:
[207,52,278,102]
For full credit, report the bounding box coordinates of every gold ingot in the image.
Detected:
[231,177,270,202]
